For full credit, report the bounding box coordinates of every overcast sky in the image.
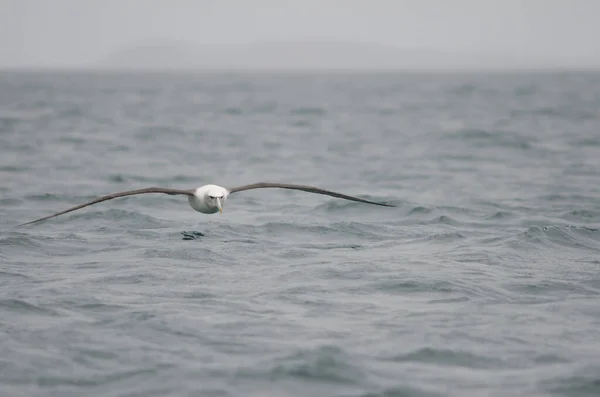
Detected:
[1,0,599,68]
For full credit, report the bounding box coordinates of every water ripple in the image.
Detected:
[2,70,600,397]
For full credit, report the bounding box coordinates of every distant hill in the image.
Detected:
[94,40,592,71]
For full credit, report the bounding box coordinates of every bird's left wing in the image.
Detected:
[228,182,395,207]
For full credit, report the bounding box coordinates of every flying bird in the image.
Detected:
[18,182,395,226]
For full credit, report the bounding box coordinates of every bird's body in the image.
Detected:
[18,182,395,226]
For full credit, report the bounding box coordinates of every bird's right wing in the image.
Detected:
[18,187,195,226]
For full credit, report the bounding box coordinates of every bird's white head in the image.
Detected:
[188,184,229,214]
[206,185,228,214]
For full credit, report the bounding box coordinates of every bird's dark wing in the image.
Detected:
[228,182,395,207]
[18,187,195,226]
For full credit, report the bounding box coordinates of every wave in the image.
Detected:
[0,298,59,316]
[516,225,600,251]
[264,345,364,385]
[106,173,201,184]
[387,347,505,369]
[544,369,600,397]
[234,220,394,241]
[562,209,600,222]
[289,107,327,116]
[446,128,534,150]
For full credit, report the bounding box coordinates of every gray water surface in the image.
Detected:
[1,70,600,397]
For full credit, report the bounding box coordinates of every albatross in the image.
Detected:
[18,182,395,226]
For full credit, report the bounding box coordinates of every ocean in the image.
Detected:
[1,69,599,397]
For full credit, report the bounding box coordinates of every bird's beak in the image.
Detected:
[217,198,223,214]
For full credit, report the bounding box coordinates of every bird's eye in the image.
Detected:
[208,195,215,199]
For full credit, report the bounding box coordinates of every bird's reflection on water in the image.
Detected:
[181,230,205,240]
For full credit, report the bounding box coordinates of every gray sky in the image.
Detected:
[1,0,599,68]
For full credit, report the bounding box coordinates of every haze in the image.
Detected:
[1,0,599,70]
